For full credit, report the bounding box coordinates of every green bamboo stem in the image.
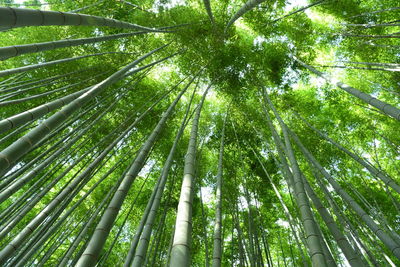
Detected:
[211,114,227,267]
[225,0,266,31]
[262,91,328,266]
[0,72,107,106]
[0,31,149,60]
[294,112,400,195]
[128,77,197,267]
[0,91,122,204]
[293,56,400,121]
[75,82,188,267]
[0,7,161,32]
[0,52,126,78]
[290,130,400,260]
[202,0,215,25]
[170,84,211,267]
[0,44,169,173]
[0,78,169,263]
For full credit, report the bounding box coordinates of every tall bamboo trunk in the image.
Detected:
[294,112,400,194]
[0,80,170,263]
[262,91,328,266]
[290,129,400,260]
[252,148,309,267]
[127,76,198,267]
[0,44,169,173]
[212,114,227,267]
[300,172,366,266]
[202,0,215,25]
[225,0,266,31]
[0,52,123,78]
[0,31,150,60]
[272,0,326,23]
[293,57,400,121]
[169,84,211,267]
[0,7,160,31]
[75,81,189,267]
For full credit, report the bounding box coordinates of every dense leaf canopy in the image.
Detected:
[0,0,399,266]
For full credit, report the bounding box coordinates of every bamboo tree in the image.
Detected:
[170,84,211,267]
[165,223,176,267]
[0,121,34,145]
[0,80,171,263]
[230,119,258,266]
[262,91,328,266]
[0,90,123,204]
[199,185,211,267]
[271,0,326,23]
[97,159,157,266]
[127,77,198,267]
[56,169,128,267]
[202,0,215,25]
[300,173,366,266]
[252,148,309,267]
[0,68,88,93]
[0,72,92,101]
[334,61,400,68]
[294,112,400,195]
[225,0,266,31]
[339,33,400,39]
[0,31,151,60]
[289,128,400,260]
[0,126,121,240]
[293,56,400,121]
[347,7,400,19]
[0,44,169,173]
[0,141,84,223]
[233,205,250,267]
[0,72,26,87]
[316,64,400,72]
[211,113,227,267]
[12,151,131,267]
[0,72,107,106]
[0,86,88,134]
[147,172,178,267]
[315,170,379,266]
[0,99,98,178]
[75,77,192,267]
[0,7,161,31]
[0,52,126,78]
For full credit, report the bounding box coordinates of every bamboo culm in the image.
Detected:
[225,0,266,31]
[293,57,400,121]
[202,0,215,25]
[301,173,366,266]
[262,91,328,266]
[128,78,198,267]
[0,7,161,32]
[75,80,190,267]
[0,31,150,60]
[294,112,400,194]
[289,129,400,259]
[0,91,123,204]
[211,114,227,267]
[170,84,211,267]
[0,52,125,78]
[0,72,108,106]
[0,44,169,173]
[0,81,170,263]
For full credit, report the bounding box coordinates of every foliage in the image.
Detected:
[0,0,399,266]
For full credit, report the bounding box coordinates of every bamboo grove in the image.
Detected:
[0,0,399,266]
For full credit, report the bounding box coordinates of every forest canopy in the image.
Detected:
[0,0,399,266]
